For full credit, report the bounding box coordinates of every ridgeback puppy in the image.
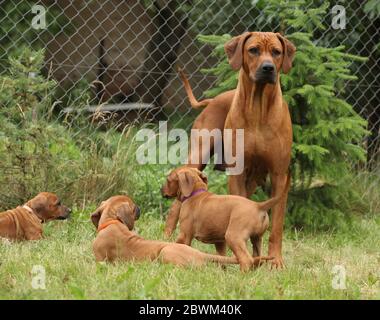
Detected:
[91,195,240,267]
[162,167,286,271]
[164,69,233,237]
[0,192,71,241]
[223,32,295,268]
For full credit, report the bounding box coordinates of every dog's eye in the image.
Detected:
[272,49,281,57]
[248,47,259,55]
[57,201,61,206]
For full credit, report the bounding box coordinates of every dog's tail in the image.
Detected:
[204,253,274,265]
[178,67,213,109]
[257,172,291,212]
[203,253,238,264]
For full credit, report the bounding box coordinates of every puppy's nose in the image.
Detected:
[261,62,274,73]
[135,206,141,220]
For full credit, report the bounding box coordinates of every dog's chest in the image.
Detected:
[244,128,277,158]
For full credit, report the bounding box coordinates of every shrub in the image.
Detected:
[0,48,137,210]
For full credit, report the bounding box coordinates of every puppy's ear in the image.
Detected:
[224,32,252,71]
[177,171,194,197]
[115,203,134,230]
[276,33,296,74]
[134,206,141,220]
[29,194,47,212]
[91,201,106,228]
[197,170,208,185]
[90,209,101,228]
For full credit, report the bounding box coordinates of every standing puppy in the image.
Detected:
[223,32,296,268]
[0,192,71,241]
[162,167,286,271]
[163,70,234,237]
[91,195,241,267]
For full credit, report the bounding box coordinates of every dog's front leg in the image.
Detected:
[164,200,182,238]
[268,173,290,269]
[227,174,248,197]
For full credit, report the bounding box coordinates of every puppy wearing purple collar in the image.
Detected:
[162,167,289,271]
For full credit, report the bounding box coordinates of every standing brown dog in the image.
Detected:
[162,167,286,271]
[166,32,295,269]
[224,32,295,268]
[91,195,240,267]
[0,192,71,241]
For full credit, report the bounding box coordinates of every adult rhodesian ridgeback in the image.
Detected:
[0,192,71,241]
[162,167,285,271]
[91,195,241,267]
[224,32,295,268]
[165,32,296,269]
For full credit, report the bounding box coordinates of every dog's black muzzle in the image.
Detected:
[135,206,141,220]
[57,207,71,220]
[255,62,276,84]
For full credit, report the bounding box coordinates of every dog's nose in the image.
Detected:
[135,206,141,220]
[261,62,274,72]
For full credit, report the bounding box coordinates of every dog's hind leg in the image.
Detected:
[214,242,227,256]
[245,179,258,199]
[176,231,193,246]
[250,235,262,257]
[225,230,252,272]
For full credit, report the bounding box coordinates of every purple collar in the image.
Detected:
[181,189,207,202]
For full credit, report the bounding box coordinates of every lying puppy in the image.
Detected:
[161,167,289,271]
[0,192,71,241]
[91,195,246,267]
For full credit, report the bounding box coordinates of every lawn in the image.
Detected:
[0,210,378,300]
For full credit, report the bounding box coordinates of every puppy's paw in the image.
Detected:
[252,256,274,268]
[0,237,12,246]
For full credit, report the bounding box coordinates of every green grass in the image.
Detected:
[0,211,379,300]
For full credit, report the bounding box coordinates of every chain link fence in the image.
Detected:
[0,0,379,207]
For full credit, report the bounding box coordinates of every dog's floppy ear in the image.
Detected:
[90,201,105,228]
[197,170,208,185]
[28,194,48,214]
[91,209,101,228]
[276,33,296,74]
[134,206,141,220]
[224,32,252,71]
[115,203,134,230]
[177,171,194,197]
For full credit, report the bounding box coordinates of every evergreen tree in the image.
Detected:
[198,0,368,230]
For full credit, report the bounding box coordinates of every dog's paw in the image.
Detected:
[269,256,285,270]
[252,256,274,268]
[0,237,12,246]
